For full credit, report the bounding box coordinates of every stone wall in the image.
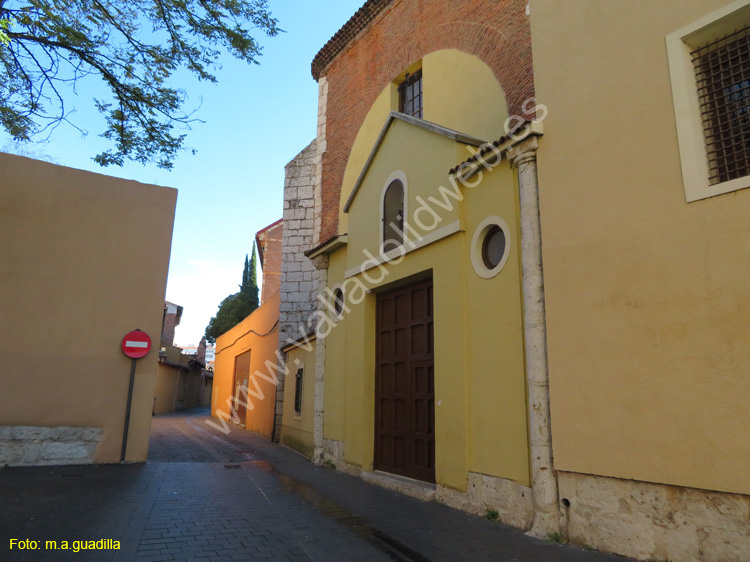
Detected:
[322,436,533,530]
[558,472,750,562]
[279,140,320,346]
[0,426,103,466]
[274,140,321,441]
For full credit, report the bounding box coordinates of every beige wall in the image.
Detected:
[0,153,176,463]
[153,363,204,415]
[280,340,316,457]
[212,292,280,439]
[531,0,750,495]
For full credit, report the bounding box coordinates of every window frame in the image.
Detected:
[666,0,750,202]
[293,367,303,415]
[398,69,423,119]
[379,171,409,256]
[471,217,511,279]
[330,284,346,321]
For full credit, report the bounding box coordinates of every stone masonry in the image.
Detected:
[278,139,320,345]
[0,426,103,466]
[273,140,321,440]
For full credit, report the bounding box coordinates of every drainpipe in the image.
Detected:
[507,134,560,538]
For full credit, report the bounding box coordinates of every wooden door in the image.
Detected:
[233,350,251,426]
[375,278,435,483]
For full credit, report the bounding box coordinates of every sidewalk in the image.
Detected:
[0,409,632,562]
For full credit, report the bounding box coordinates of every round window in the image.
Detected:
[471,217,511,279]
[482,225,506,269]
[333,287,345,318]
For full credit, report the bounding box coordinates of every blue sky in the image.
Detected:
[2,1,364,345]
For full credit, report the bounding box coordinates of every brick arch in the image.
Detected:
[319,0,533,242]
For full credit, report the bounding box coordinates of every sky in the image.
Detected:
[1,1,365,346]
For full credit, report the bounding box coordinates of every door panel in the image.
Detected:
[375,277,435,483]
[233,350,251,427]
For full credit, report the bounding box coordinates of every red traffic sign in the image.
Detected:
[121,330,152,359]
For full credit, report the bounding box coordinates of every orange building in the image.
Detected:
[210,220,284,438]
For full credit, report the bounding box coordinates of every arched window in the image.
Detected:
[382,179,405,248]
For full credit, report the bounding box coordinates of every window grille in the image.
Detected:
[294,369,303,414]
[692,25,750,185]
[399,70,423,118]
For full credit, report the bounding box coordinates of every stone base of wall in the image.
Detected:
[436,473,534,530]
[0,426,103,467]
[323,437,533,529]
[322,438,362,476]
[558,471,750,562]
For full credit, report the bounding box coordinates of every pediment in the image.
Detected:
[343,112,485,213]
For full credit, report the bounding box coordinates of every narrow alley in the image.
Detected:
[0,410,631,562]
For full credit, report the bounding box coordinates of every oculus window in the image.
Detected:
[471,217,511,279]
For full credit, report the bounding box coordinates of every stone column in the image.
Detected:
[507,135,560,538]
[311,254,329,464]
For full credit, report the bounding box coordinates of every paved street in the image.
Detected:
[0,409,631,562]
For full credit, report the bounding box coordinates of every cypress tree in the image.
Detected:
[246,244,260,309]
[204,244,260,344]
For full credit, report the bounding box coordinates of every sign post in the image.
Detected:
[120,329,152,463]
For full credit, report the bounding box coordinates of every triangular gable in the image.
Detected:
[343,112,486,213]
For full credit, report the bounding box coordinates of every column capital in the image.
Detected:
[507,135,540,168]
[311,254,329,270]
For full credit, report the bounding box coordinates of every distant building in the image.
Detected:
[154,304,212,415]
[255,219,284,304]
[161,302,183,348]
[180,344,216,368]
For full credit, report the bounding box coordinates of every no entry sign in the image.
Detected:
[121,330,152,359]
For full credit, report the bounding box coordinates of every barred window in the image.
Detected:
[692,25,750,185]
[294,368,303,414]
[398,70,423,118]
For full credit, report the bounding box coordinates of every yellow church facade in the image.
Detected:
[305,43,548,528]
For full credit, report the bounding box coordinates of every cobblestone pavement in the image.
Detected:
[0,408,633,562]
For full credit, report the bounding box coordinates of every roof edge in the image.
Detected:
[311,0,393,80]
[304,234,348,259]
[343,112,487,213]
[448,120,544,177]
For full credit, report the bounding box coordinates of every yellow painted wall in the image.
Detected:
[153,363,204,415]
[323,250,348,444]
[0,153,176,463]
[154,363,180,415]
[531,0,750,495]
[422,49,508,143]
[462,161,529,484]
[325,118,530,490]
[346,120,466,268]
[212,292,280,439]
[338,49,508,234]
[280,339,317,457]
[338,87,395,235]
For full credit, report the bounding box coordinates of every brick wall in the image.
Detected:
[257,221,284,304]
[279,140,320,346]
[161,302,182,348]
[316,0,534,242]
